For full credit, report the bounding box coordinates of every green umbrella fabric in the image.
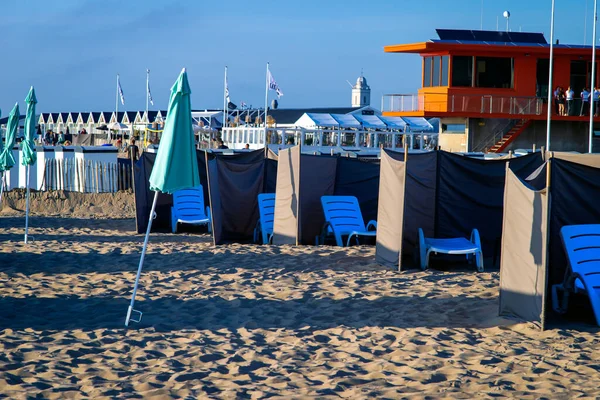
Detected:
[149,68,200,194]
[0,103,19,172]
[22,87,37,167]
[0,109,3,156]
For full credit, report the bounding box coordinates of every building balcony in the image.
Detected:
[382,93,547,118]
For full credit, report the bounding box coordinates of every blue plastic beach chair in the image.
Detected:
[553,225,600,326]
[254,193,276,244]
[318,196,377,247]
[171,186,211,233]
[418,228,484,272]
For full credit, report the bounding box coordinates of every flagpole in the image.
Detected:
[546,0,555,151]
[264,62,269,135]
[114,74,119,142]
[590,0,598,153]
[223,66,228,129]
[146,69,150,123]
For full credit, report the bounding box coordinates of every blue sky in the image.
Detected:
[0,0,594,113]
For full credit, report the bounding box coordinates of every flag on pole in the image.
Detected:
[240,101,247,108]
[267,69,284,98]
[225,76,231,104]
[147,69,154,106]
[118,75,125,105]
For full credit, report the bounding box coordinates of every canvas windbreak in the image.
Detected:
[375,150,544,270]
[134,150,210,233]
[548,158,600,289]
[272,146,381,245]
[499,156,600,329]
[208,149,278,244]
[498,169,548,328]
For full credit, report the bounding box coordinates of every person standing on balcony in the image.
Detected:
[581,88,590,116]
[594,87,600,117]
[553,87,560,115]
[557,87,566,116]
[566,86,574,116]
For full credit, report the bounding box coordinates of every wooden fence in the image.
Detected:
[41,158,133,193]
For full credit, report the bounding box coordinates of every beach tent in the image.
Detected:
[134,150,211,233]
[378,116,407,130]
[272,146,380,245]
[330,114,361,129]
[375,149,544,270]
[206,149,278,244]
[295,113,340,128]
[353,114,387,129]
[499,153,600,330]
[401,117,434,132]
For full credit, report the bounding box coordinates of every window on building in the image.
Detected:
[424,57,432,87]
[363,96,367,104]
[570,60,587,96]
[441,55,449,86]
[476,57,514,88]
[432,56,441,86]
[442,123,466,133]
[451,56,473,87]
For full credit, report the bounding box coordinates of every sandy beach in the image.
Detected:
[1,199,600,398]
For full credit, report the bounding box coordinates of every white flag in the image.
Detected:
[117,75,125,105]
[267,69,283,98]
[225,77,231,104]
[147,69,154,106]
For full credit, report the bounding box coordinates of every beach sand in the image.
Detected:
[1,209,600,398]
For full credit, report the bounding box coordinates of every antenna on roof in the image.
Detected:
[503,10,511,32]
[346,80,354,88]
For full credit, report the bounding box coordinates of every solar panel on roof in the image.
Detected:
[436,29,547,44]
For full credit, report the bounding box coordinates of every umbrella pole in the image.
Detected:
[24,166,31,244]
[0,171,4,210]
[125,190,159,327]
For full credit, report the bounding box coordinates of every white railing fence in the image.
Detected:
[40,159,133,193]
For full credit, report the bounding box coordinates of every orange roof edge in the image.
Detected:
[384,42,430,53]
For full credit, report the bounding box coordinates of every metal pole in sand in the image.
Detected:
[0,172,5,210]
[24,165,31,244]
[125,190,159,327]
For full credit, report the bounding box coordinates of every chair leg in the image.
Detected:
[421,249,431,271]
[588,287,600,327]
[346,234,357,247]
[552,284,568,314]
[476,251,484,272]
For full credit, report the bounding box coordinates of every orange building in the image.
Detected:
[383,29,600,153]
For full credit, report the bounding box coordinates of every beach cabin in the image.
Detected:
[383,29,600,153]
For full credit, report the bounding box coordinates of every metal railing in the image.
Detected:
[382,93,545,116]
[472,119,520,153]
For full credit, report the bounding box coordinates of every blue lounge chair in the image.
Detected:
[553,225,600,326]
[418,228,484,272]
[171,186,211,233]
[254,193,275,244]
[318,196,377,247]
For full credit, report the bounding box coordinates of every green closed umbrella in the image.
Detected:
[0,103,19,172]
[126,68,200,327]
[23,87,37,244]
[23,87,37,166]
[0,104,18,211]
[149,68,199,192]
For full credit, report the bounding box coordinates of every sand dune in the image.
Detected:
[1,215,599,398]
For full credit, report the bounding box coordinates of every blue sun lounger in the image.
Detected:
[318,196,377,247]
[254,193,276,244]
[171,186,211,233]
[418,228,484,272]
[553,225,600,326]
